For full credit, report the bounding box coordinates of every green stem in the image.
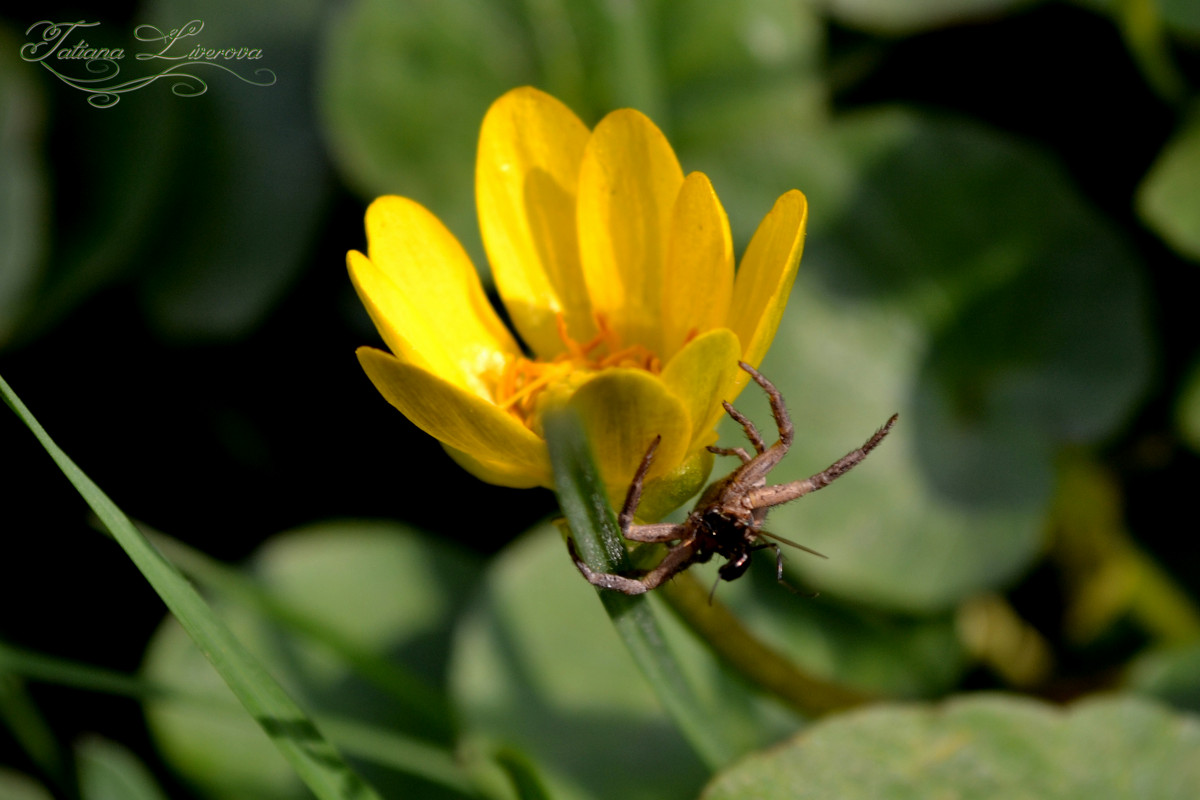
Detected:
[543,408,736,769]
[660,574,873,716]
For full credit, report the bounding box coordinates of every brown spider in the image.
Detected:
[568,361,898,595]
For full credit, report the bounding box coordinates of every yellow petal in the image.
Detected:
[349,196,518,398]
[566,368,690,501]
[442,444,546,489]
[661,172,734,359]
[578,108,685,355]
[727,190,808,392]
[476,87,594,357]
[639,447,714,523]
[660,327,741,450]
[357,347,551,485]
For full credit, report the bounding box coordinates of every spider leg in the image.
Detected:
[567,538,698,595]
[707,444,754,463]
[623,523,686,543]
[739,361,794,449]
[618,435,661,534]
[746,413,898,508]
[752,542,802,594]
[726,362,797,486]
[718,399,767,455]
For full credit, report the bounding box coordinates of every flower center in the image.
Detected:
[495,314,663,430]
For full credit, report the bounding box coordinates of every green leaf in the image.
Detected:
[1129,642,1200,716]
[77,737,169,800]
[1176,355,1200,453]
[0,671,65,783]
[317,0,828,276]
[725,108,1151,612]
[135,0,330,341]
[143,521,480,800]
[449,523,803,800]
[0,768,54,800]
[701,693,1200,799]
[1078,0,1200,37]
[690,558,969,698]
[727,286,1045,612]
[544,408,797,768]
[826,0,1036,35]
[0,640,476,798]
[318,0,533,276]
[1138,108,1200,263]
[0,374,383,800]
[0,25,49,348]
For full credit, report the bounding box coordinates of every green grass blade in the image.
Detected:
[542,407,735,769]
[148,529,453,737]
[0,373,383,800]
[0,671,66,785]
[0,642,480,795]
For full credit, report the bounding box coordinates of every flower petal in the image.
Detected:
[660,327,742,450]
[727,190,808,391]
[442,444,546,489]
[349,196,519,397]
[567,368,690,501]
[578,108,685,355]
[357,347,551,485]
[476,87,593,357]
[662,172,734,359]
[639,447,714,523]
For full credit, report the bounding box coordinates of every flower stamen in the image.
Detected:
[495,313,663,428]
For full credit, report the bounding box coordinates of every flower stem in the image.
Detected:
[660,574,873,716]
[543,407,738,769]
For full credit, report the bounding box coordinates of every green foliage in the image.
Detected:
[4,0,1200,797]
[702,694,1200,799]
[0,27,47,348]
[1139,108,1200,263]
[1,375,384,800]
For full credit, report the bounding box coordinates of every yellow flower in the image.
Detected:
[349,86,806,519]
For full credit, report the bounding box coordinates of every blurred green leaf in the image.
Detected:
[1176,354,1200,452]
[701,558,969,697]
[725,107,1151,612]
[1138,108,1200,263]
[135,0,331,341]
[732,284,1046,611]
[143,520,480,800]
[1158,0,1200,31]
[24,89,179,341]
[317,0,827,275]
[1129,642,1200,716]
[0,25,49,348]
[0,671,65,782]
[545,407,770,767]
[77,737,169,800]
[1079,0,1200,36]
[0,374,383,800]
[826,0,1037,35]
[449,524,803,800]
[0,768,54,800]
[663,0,827,244]
[701,693,1200,799]
[318,0,534,274]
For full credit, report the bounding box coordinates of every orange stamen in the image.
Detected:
[494,312,664,428]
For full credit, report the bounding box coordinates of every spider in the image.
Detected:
[568,361,898,596]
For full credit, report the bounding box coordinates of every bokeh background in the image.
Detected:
[3,0,1200,798]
